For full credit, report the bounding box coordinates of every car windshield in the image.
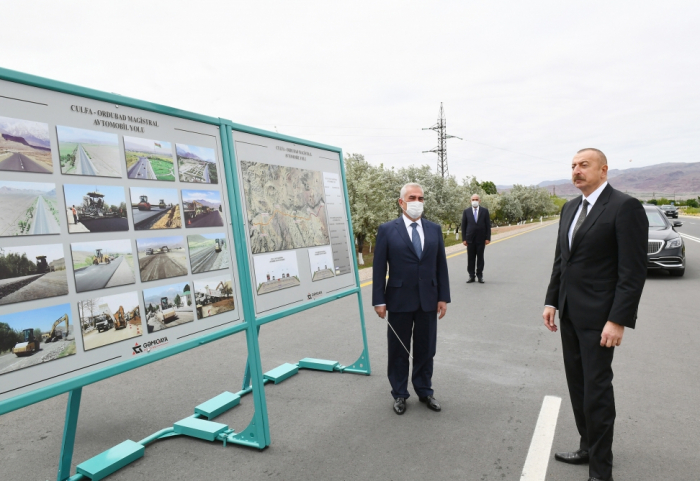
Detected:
[646,210,668,228]
[660,205,673,210]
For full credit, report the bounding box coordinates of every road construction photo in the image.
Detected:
[78,291,143,351]
[0,303,74,375]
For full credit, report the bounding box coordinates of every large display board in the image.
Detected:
[231,131,356,316]
[0,79,244,402]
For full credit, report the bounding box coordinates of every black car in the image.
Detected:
[645,205,685,276]
[659,204,679,218]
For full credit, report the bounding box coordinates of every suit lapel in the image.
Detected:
[561,197,579,259]
[394,217,420,260]
[570,184,612,255]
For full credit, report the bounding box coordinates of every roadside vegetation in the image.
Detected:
[345,153,564,265]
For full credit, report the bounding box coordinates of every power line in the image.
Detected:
[422,103,462,178]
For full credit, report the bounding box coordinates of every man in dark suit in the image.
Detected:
[543,148,648,481]
[461,194,491,283]
[373,182,451,415]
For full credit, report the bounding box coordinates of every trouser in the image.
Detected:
[467,242,485,278]
[560,312,616,480]
[387,308,437,400]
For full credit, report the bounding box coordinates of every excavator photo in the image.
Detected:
[93,248,111,265]
[12,329,40,356]
[44,314,70,343]
[113,306,128,330]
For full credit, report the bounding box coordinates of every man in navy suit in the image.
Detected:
[372,183,451,415]
[461,194,491,283]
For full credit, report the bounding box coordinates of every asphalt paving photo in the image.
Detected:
[73,256,134,292]
[2,219,698,480]
[187,210,223,228]
[138,251,188,281]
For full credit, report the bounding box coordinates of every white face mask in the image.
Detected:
[404,201,424,219]
[471,200,479,208]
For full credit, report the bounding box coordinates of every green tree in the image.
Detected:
[480,180,498,195]
[34,328,42,341]
[174,294,181,307]
[686,198,699,208]
[647,198,658,205]
[0,322,19,353]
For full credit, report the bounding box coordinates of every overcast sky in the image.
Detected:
[2,1,698,185]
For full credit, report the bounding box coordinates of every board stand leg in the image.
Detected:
[341,291,371,375]
[241,326,260,390]
[57,387,82,481]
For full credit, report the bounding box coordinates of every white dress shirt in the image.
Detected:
[567,181,608,248]
[402,214,424,249]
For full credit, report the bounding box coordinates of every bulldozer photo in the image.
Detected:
[44,314,69,343]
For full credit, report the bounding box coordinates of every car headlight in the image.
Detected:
[666,238,682,249]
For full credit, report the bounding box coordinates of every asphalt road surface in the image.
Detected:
[79,217,128,233]
[0,152,51,173]
[187,210,223,227]
[75,144,97,176]
[132,206,168,226]
[0,339,72,375]
[189,246,224,273]
[139,253,188,281]
[28,196,60,235]
[2,220,699,480]
[128,156,156,179]
[74,257,125,292]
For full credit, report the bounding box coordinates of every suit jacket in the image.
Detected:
[461,206,491,243]
[545,184,648,329]
[372,216,451,312]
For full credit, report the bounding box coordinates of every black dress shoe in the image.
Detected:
[588,477,613,481]
[418,395,441,412]
[554,449,589,464]
[393,397,406,415]
[478,278,484,283]
[466,278,476,283]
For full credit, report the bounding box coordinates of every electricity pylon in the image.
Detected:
[422,102,462,177]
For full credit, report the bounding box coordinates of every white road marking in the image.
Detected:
[521,395,562,480]
[680,233,700,243]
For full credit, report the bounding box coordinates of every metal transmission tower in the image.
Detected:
[422,102,462,177]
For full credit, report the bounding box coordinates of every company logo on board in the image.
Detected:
[132,337,169,355]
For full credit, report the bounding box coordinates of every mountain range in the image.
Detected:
[1,133,51,151]
[500,162,700,198]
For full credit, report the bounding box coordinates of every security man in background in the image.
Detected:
[461,194,491,283]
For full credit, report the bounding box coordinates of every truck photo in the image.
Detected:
[95,313,114,333]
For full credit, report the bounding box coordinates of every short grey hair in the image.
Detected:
[400,182,423,200]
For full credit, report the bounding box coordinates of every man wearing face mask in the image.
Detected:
[461,194,491,283]
[372,183,450,415]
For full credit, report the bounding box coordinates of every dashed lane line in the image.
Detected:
[359,221,557,288]
[520,395,562,480]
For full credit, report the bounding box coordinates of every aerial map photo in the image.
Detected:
[241,162,330,254]
[0,115,53,173]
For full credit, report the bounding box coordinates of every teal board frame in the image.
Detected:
[0,66,369,480]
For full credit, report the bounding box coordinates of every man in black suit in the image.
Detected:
[543,148,648,481]
[373,183,451,415]
[461,194,491,283]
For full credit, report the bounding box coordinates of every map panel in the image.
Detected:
[241,161,330,254]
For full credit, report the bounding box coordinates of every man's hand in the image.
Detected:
[485,240,490,245]
[462,241,467,246]
[374,305,386,319]
[437,301,447,319]
[601,321,624,347]
[543,306,557,332]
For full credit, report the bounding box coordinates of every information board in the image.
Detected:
[0,79,244,402]
[230,131,356,316]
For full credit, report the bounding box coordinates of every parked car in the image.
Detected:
[645,205,685,276]
[145,248,154,255]
[659,204,679,218]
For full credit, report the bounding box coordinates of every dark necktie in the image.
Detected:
[572,199,589,241]
[410,222,422,258]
